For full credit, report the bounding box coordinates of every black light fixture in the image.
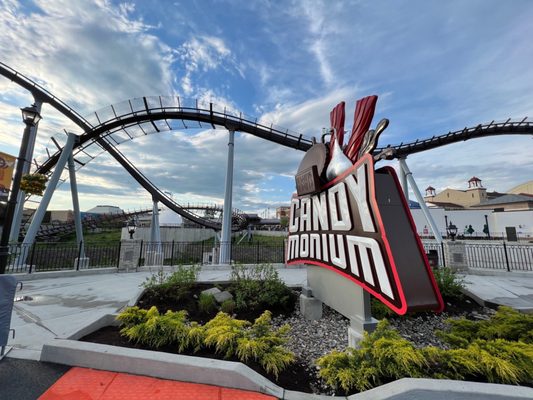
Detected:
[446,221,458,241]
[127,219,137,239]
[21,105,42,125]
[0,104,42,274]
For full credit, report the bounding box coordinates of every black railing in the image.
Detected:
[5,240,287,273]
[422,240,533,272]
[6,242,121,273]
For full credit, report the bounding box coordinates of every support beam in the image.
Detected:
[68,152,85,258]
[399,157,409,202]
[398,158,443,243]
[10,101,43,242]
[21,133,77,248]
[150,199,161,243]
[219,129,235,264]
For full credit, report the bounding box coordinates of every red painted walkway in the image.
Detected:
[39,367,277,400]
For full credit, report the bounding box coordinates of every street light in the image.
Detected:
[446,221,458,241]
[0,105,42,274]
[127,219,137,239]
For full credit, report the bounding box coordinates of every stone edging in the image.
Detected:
[40,314,533,400]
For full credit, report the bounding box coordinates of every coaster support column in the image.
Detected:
[10,100,43,242]
[398,158,442,243]
[219,129,235,265]
[22,133,77,248]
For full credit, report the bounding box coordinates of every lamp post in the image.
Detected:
[127,219,137,239]
[484,214,491,239]
[446,221,458,242]
[0,105,42,274]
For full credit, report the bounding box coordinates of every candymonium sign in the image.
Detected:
[286,96,444,315]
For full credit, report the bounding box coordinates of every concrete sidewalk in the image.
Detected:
[462,272,533,313]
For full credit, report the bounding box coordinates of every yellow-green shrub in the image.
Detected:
[236,310,295,378]
[119,306,191,350]
[317,321,426,392]
[437,306,533,345]
[203,312,250,358]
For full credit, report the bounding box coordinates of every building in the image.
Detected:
[276,206,290,219]
[85,205,123,214]
[424,177,489,208]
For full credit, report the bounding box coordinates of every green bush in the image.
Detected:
[318,307,533,393]
[236,310,295,378]
[118,306,191,350]
[371,298,394,320]
[141,265,201,301]
[116,308,295,379]
[423,340,533,384]
[438,306,533,345]
[432,267,465,300]
[230,263,295,314]
[317,321,426,392]
[198,293,218,314]
[220,299,236,314]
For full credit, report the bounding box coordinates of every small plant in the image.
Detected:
[198,293,217,315]
[220,299,236,314]
[203,312,250,358]
[371,298,394,320]
[118,306,191,350]
[20,173,48,196]
[141,264,201,302]
[230,263,296,314]
[432,267,465,300]
[437,306,533,345]
[317,320,426,392]
[236,310,295,378]
[116,306,148,328]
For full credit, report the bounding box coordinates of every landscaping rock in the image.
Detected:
[201,287,221,297]
[213,291,233,304]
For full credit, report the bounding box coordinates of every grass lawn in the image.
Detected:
[58,228,122,244]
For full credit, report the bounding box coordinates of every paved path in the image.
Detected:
[462,273,533,313]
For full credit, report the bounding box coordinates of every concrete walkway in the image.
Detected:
[462,272,533,313]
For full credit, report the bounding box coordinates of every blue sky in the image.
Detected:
[0,0,532,216]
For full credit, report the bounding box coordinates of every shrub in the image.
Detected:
[198,293,217,314]
[438,306,533,345]
[371,298,394,320]
[317,321,426,392]
[236,310,295,378]
[318,308,533,393]
[220,299,236,314]
[432,267,465,300]
[118,306,191,350]
[203,312,250,358]
[230,263,296,314]
[141,264,201,301]
[116,306,148,329]
[423,340,533,384]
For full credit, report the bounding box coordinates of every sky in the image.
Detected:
[0,0,532,217]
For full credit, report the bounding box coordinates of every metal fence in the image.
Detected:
[5,240,286,274]
[7,242,121,273]
[422,240,533,272]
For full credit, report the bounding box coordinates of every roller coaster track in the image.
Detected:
[0,62,253,230]
[2,62,532,229]
[374,118,533,158]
